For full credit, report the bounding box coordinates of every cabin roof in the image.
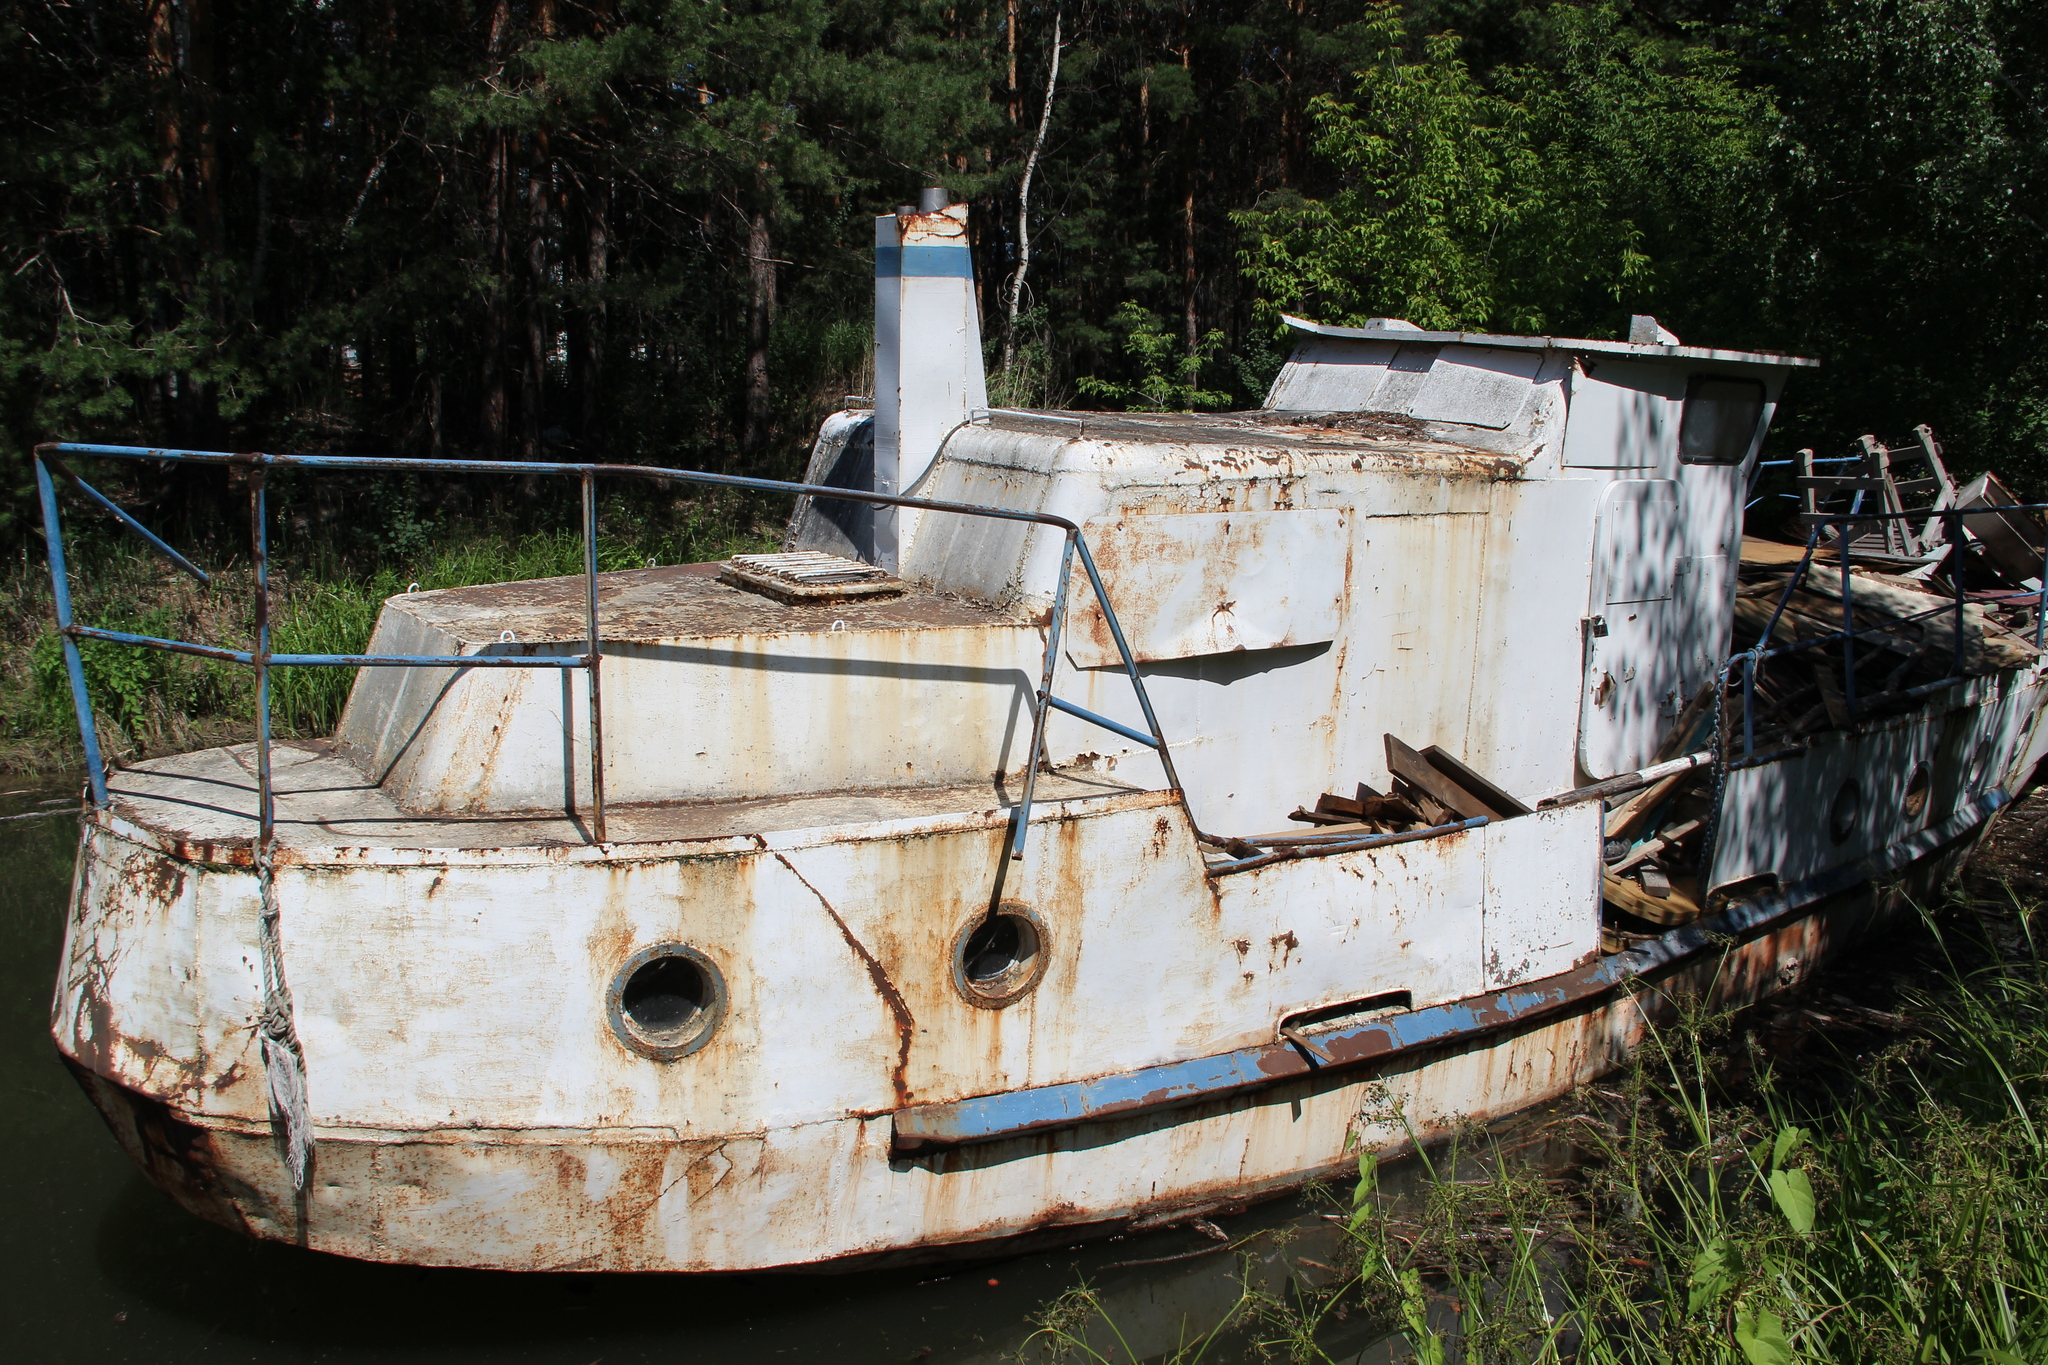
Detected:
[974,407,1523,475]
[1281,315,1820,369]
[391,562,1025,646]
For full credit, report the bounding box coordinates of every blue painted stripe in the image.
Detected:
[876,244,974,279]
[893,791,2008,1148]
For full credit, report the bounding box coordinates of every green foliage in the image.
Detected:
[267,585,381,737]
[1073,303,1233,412]
[3,0,2048,539]
[1236,1,1774,338]
[34,610,185,741]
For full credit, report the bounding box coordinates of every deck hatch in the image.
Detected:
[720,551,905,603]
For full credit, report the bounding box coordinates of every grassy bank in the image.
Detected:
[1,489,778,775]
[1018,876,2048,1364]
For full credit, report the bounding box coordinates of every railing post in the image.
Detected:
[251,465,273,848]
[1840,533,1856,716]
[1759,524,1820,649]
[1948,511,1968,679]
[1005,532,1078,865]
[34,454,107,805]
[2036,530,2048,650]
[1073,537,1185,797]
[1696,660,1734,892]
[1742,650,1757,759]
[582,471,607,843]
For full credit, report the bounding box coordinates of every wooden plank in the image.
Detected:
[1287,807,1357,826]
[1254,821,1372,841]
[1393,779,1457,826]
[1603,870,1704,927]
[1418,745,1531,817]
[1362,793,1423,824]
[1608,818,1702,874]
[1385,734,1499,821]
[1604,766,1700,840]
[1739,536,1816,566]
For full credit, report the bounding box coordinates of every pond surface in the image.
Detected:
[1,785,1419,1364]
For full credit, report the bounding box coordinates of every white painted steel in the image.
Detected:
[1065,510,1348,667]
[52,262,2048,1274]
[872,202,987,570]
[58,782,1973,1271]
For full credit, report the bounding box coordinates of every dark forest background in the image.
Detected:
[5,0,2047,548]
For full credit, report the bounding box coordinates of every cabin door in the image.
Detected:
[1579,479,1700,778]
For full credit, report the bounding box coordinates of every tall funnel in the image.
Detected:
[873,190,987,570]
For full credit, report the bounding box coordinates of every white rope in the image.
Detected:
[255,847,313,1190]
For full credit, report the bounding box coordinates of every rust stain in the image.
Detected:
[773,851,917,1105]
[1146,815,1173,858]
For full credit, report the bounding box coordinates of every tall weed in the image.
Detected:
[1018,901,2048,1363]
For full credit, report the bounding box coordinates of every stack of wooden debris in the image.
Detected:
[1731,563,2039,744]
[1593,686,1720,951]
[1204,735,1532,869]
[1285,736,1532,835]
[1740,426,2044,749]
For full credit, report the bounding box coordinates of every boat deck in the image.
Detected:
[100,740,1150,864]
[384,560,1025,649]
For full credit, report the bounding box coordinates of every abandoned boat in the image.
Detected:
[41,192,2048,1271]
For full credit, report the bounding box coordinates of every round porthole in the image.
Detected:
[607,943,726,1060]
[1828,778,1863,846]
[1902,764,1932,821]
[952,903,1047,1009]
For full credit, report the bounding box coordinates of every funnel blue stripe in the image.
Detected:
[876,245,974,280]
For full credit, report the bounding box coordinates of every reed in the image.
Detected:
[1016,893,2048,1364]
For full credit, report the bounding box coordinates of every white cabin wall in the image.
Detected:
[1465,478,1605,797]
[1560,358,1683,471]
[1566,361,1786,776]
[1326,503,1492,795]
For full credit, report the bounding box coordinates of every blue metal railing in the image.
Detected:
[1690,502,2048,882]
[35,443,1191,870]
[1730,504,2048,755]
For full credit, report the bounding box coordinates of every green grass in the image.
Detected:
[1016,896,2048,1364]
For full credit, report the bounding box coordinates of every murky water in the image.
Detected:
[2,786,1414,1364]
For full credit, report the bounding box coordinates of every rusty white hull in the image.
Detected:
[51,680,2039,1272]
[41,201,2048,1271]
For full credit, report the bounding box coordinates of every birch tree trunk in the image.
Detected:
[1001,9,1062,381]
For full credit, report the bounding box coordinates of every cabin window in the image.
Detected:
[1677,374,1766,465]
